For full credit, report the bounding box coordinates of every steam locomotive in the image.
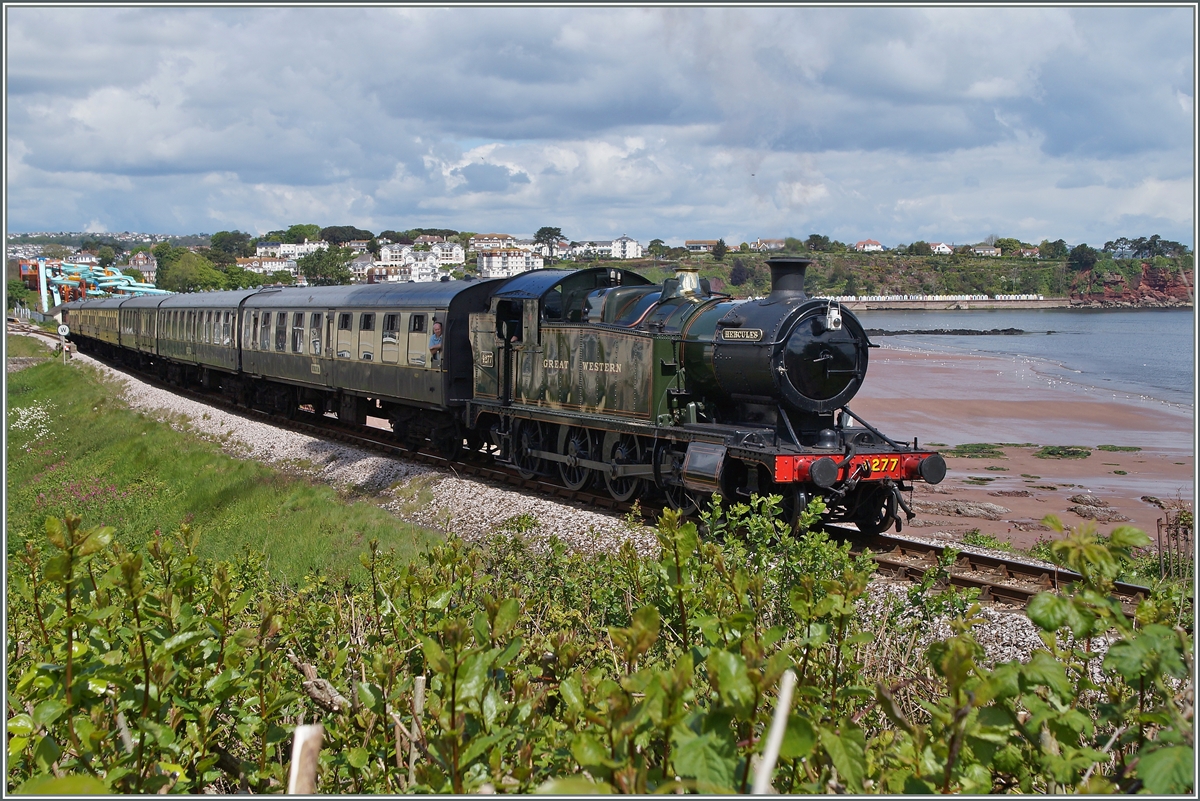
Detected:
[61,257,946,533]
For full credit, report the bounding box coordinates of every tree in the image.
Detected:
[908,241,933,256]
[284,224,322,244]
[739,242,750,253]
[534,227,564,258]
[784,237,804,252]
[269,270,296,286]
[1039,239,1069,260]
[98,246,116,271]
[221,264,265,290]
[378,230,413,244]
[121,267,144,283]
[319,226,374,245]
[298,246,354,286]
[713,239,728,261]
[728,257,750,286]
[994,237,1023,255]
[41,244,74,261]
[805,234,831,252]
[158,251,225,293]
[1068,243,1098,272]
[210,230,253,258]
[7,279,32,308]
[199,247,236,267]
[648,239,667,259]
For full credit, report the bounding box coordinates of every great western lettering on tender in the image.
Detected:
[543,358,622,373]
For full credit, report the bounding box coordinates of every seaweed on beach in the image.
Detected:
[943,442,1006,458]
[1098,444,1142,452]
[1035,445,1092,459]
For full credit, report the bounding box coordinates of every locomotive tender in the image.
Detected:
[62,257,946,534]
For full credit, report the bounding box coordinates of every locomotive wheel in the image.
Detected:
[514,420,546,480]
[602,432,643,502]
[851,484,898,536]
[654,443,698,515]
[433,426,463,461]
[558,426,597,491]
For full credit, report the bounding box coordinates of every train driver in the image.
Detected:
[429,319,444,362]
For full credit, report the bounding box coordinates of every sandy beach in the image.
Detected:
[852,346,1194,549]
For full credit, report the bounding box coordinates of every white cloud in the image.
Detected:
[3,6,1193,248]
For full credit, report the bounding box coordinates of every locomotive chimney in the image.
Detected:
[766,257,811,302]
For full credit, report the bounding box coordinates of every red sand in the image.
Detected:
[852,346,1194,548]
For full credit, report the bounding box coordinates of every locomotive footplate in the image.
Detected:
[770,451,947,487]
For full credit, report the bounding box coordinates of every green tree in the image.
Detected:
[712,239,728,261]
[784,236,804,251]
[299,246,354,286]
[367,238,381,259]
[7,279,32,308]
[41,244,74,261]
[648,239,667,259]
[210,230,253,258]
[319,226,374,246]
[158,251,225,293]
[806,233,832,252]
[284,223,322,244]
[994,237,1022,255]
[1039,239,1069,260]
[221,264,266,290]
[908,241,933,256]
[728,257,750,286]
[97,246,116,271]
[269,270,296,285]
[534,227,563,258]
[152,243,187,286]
[121,267,144,283]
[1068,243,1098,271]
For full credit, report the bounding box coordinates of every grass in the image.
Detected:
[1098,444,1142,452]
[6,334,53,358]
[1035,445,1091,460]
[961,529,1016,553]
[943,442,1006,458]
[6,359,442,582]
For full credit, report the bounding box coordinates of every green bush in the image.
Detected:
[6,503,1192,794]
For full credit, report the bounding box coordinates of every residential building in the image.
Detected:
[1016,248,1040,258]
[349,252,374,282]
[571,241,614,259]
[749,238,785,252]
[972,245,1001,257]
[611,235,642,259]
[379,243,413,265]
[685,240,720,253]
[410,251,443,282]
[469,233,516,251]
[368,265,410,283]
[129,251,158,273]
[344,240,371,254]
[414,235,445,245]
[854,239,883,253]
[278,239,329,259]
[430,241,465,266]
[929,242,954,256]
[236,257,297,275]
[477,249,543,279]
[256,241,282,258]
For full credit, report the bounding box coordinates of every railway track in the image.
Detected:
[15,322,1152,617]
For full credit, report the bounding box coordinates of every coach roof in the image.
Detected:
[490,267,651,301]
[239,279,502,309]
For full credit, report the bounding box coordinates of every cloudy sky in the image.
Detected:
[5,5,1195,248]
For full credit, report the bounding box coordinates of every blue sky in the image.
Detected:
[5,6,1195,248]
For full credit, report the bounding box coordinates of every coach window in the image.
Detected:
[336,312,352,358]
[408,314,427,367]
[248,312,258,349]
[381,313,400,364]
[359,313,375,361]
[260,312,272,350]
[223,311,232,346]
[275,311,287,352]
[291,312,305,353]
[309,312,322,355]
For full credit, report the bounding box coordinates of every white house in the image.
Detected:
[236,257,297,275]
[469,233,517,251]
[256,241,282,258]
[477,249,543,278]
[349,252,374,282]
[749,238,785,252]
[685,240,720,253]
[278,239,329,259]
[929,242,954,255]
[571,241,614,258]
[379,243,414,265]
[430,241,465,265]
[410,252,443,282]
[972,245,1001,257]
[611,235,642,259]
[854,239,884,253]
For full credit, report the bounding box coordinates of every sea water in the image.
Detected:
[857,308,1195,408]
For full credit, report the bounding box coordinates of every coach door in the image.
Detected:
[311,310,336,387]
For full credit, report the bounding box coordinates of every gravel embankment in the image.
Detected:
[54,345,651,555]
